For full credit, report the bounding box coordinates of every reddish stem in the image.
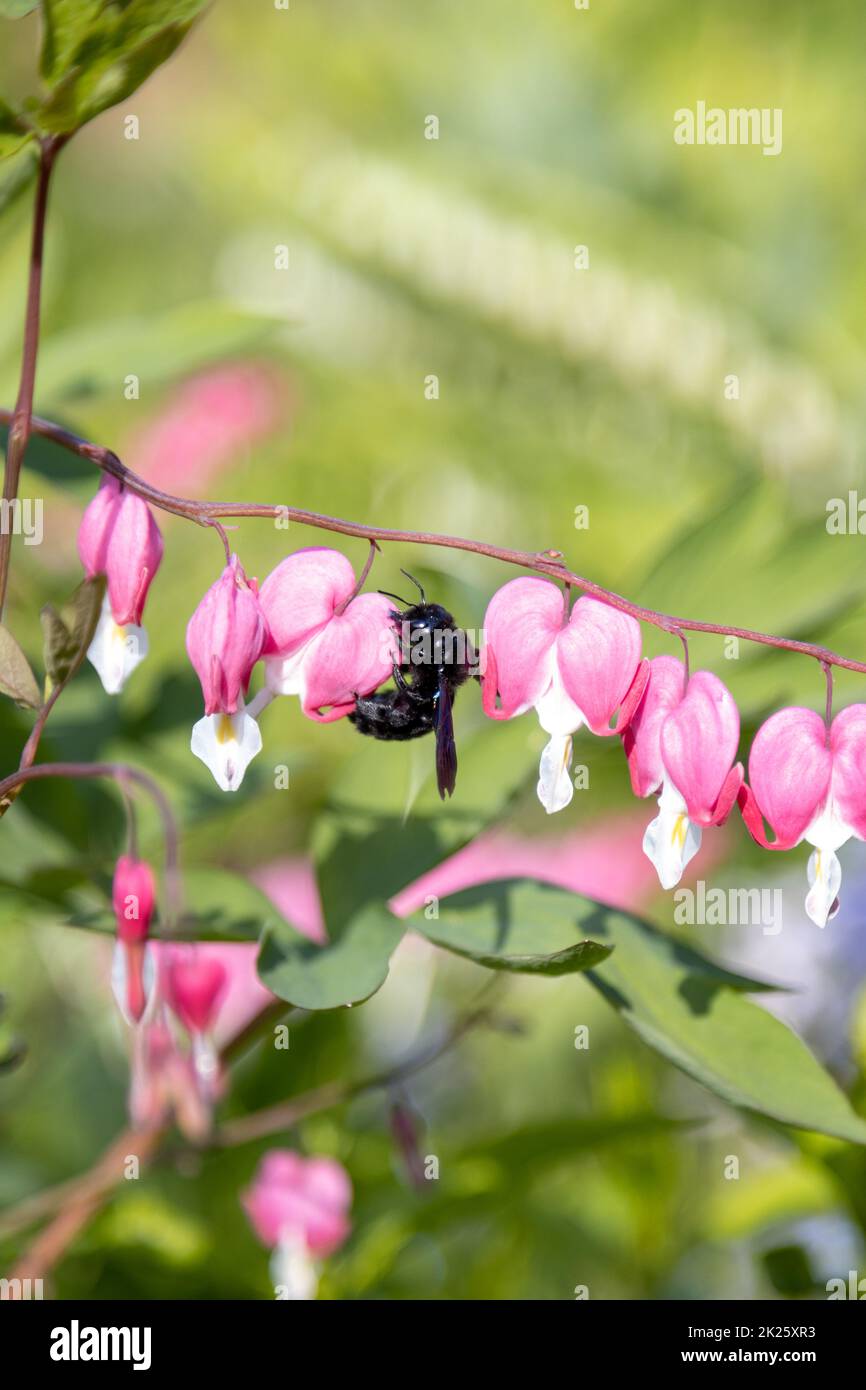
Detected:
[0,139,65,617]
[2,408,866,676]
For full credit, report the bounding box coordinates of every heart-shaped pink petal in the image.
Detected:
[660,670,740,823]
[747,706,830,847]
[556,597,642,735]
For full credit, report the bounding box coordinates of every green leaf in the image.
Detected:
[40,573,105,691]
[258,903,405,1012]
[38,0,208,135]
[40,0,104,83]
[0,992,26,1076]
[0,140,38,216]
[0,622,41,708]
[415,892,612,974]
[422,880,866,1145]
[0,301,277,405]
[0,95,32,159]
[258,719,534,1010]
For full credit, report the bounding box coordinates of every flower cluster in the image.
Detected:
[481,577,865,927]
[78,482,864,928]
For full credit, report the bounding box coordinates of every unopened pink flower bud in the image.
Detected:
[112,855,156,944]
[78,476,163,626]
[186,554,266,714]
[186,555,268,791]
[78,477,164,693]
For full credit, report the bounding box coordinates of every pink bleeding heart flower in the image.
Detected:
[110,855,157,1025]
[186,554,268,790]
[242,1149,352,1300]
[258,548,396,721]
[162,945,228,1034]
[741,703,866,927]
[481,578,647,813]
[77,475,164,693]
[128,1017,211,1141]
[161,944,229,1099]
[622,655,742,889]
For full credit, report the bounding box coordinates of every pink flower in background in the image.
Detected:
[741,704,866,927]
[622,655,742,890]
[251,857,327,946]
[162,945,228,1035]
[129,1018,211,1142]
[77,476,164,693]
[259,547,396,720]
[153,944,229,1120]
[390,810,726,919]
[481,578,647,814]
[186,554,268,790]
[127,362,284,493]
[110,855,157,1026]
[112,856,156,944]
[243,1150,352,1299]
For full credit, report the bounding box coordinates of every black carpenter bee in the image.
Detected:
[349,572,476,799]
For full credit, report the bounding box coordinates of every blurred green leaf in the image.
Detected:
[0,95,31,159]
[0,1,39,18]
[259,902,404,1011]
[0,993,26,1076]
[0,141,37,215]
[40,573,104,691]
[38,0,207,135]
[423,880,866,1144]
[6,301,277,405]
[257,721,534,1011]
[0,623,41,708]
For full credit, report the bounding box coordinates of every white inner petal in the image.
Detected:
[805,847,842,928]
[537,733,574,815]
[642,777,702,890]
[110,939,156,1027]
[802,798,851,927]
[271,1232,319,1301]
[87,595,148,695]
[534,659,587,737]
[190,706,263,792]
[264,644,310,697]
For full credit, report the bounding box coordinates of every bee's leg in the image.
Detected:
[392,664,428,701]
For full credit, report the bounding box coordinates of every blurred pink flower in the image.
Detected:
[243,1149,352,1256]
[129,1017,211,1142]
[252,856,327,946]
[389,811,727,919]
[126,362,284,492]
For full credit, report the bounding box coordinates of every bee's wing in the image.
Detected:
[435,673,457,799]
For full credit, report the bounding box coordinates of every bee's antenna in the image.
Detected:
[400,569,426,603]
[378,589,409,606]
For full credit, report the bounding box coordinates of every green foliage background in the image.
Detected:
[1,0,866,1300]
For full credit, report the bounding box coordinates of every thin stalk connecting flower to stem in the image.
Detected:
[0,761,181,926]
[3,406,866,679]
